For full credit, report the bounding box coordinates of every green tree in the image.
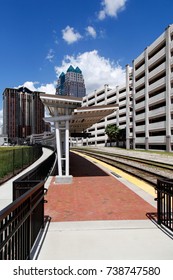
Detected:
[105,124,120,146]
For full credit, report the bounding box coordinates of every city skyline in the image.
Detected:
[1,0,173,127]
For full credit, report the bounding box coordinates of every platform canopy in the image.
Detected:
[40,93,82,117]
[40,93,117,133]
[40,93,118,184]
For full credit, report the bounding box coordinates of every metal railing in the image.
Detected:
[0,149,57,260]
[0,146,42,185]
[0,181,45,260]
[13,151,56,200]
[155,178,173,232]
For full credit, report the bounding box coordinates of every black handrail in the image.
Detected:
[0,149,57,259]
[13,151,56,200]
[0,181,45,260]
[155,178,173,232]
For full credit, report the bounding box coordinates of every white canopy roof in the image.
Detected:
[40,93,118,133]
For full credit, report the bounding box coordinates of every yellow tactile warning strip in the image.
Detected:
[72,151,156,199]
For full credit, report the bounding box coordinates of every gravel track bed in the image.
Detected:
[78,147,173,179]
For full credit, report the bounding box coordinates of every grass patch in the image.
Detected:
[0,146,42,181]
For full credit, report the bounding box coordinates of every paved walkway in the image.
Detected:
[45,152,155,222]
[37,151,173,260]
[1,148,172,260]
[37,220,173,260]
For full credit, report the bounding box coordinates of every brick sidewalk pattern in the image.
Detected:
[45,152,156,222]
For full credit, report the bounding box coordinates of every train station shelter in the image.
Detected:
[40,93,118,184]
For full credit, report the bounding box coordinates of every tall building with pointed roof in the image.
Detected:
[56,65,86,97]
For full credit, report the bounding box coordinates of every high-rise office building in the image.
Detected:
[56,65,86,97]
[3,87,45,142]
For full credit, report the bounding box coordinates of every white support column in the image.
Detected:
[94,90,97,105]
[144,47,149,150]
[55,109,73,184]
[132,60,136,150]
[165,25,171,152]
[116,86,119,126]
[104,84,108,105]
[55,121,62,176]
[65,119,69,176]
[126,65,130,149]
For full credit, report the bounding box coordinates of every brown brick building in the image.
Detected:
[3,87,46,142]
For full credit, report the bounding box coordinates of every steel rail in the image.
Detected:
[72,147,173,171]
[72,148,172,187]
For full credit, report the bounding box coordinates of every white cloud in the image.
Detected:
[46,49,55,62]
[55,50,125,94]
[0,50,125,127]
[86,26,97,38]
[15,50,125,98]
[62,26,82,44]
[17,81,56,95]
[17,81,40,91]
[22,49,126,97]
[53,30,59,45]
[98,0,127,20]
[37,83,56,95]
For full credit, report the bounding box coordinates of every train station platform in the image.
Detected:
[37,151,173,260]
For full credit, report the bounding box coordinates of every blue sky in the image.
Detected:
[0,0,173,126]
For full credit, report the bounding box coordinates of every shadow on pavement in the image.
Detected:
[70,152,109,177]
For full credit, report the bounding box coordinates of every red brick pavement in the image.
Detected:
[45,152,156,222]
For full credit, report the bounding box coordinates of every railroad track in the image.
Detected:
[71,148,173,187]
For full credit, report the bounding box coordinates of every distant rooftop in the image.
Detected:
[59,72,65,77]
[66,65,82,74]
[3,86,45,94]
